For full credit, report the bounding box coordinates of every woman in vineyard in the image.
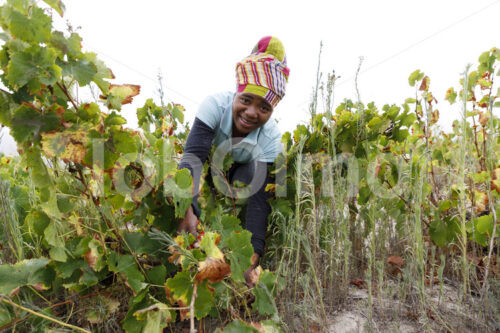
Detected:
[177,36,290,287]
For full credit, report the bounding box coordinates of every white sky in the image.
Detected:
[1,0,499,155]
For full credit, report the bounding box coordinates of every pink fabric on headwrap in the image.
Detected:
[235,36,290,107]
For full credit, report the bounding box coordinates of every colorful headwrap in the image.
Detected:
[235,36,290,108]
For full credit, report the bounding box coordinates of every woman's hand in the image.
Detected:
[244,253,261,288]
[177,205,198,238]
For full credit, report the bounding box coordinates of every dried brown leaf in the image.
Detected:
[387,255,404,267]
[195,257,230,283]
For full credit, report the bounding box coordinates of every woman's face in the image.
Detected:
[231,92,274,137]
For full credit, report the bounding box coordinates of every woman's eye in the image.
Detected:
[260,105,271,113]
[240,97,250,104]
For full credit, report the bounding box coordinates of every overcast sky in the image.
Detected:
[1,0,499,155]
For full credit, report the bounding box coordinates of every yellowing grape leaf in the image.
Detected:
[101,84,141,110]
[199,232,224,260]
[478,111,490,126]
[473,190,489,213]
[41,130,87,164]
[491,167,500,194]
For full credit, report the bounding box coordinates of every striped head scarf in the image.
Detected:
[235,36,290,108]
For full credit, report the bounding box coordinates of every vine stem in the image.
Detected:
[190,282,198,333]
[1,298,90,333]
[56,82,79,110]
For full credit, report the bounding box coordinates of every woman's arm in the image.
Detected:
[178,118,215,233]
[244,162,273,256]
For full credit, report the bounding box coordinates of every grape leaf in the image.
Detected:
[11,105,60,143]
[79,265,98,286]
[41,130,87,164]
[165,270,193,307]
[408,69,424,87]
[195,257,230,284]
[225,230,253,282]
[0,258,50,295]
[59,57,97,86]
[84,52,114,92]
[54,257,84,279]
[50,31,82,56]
[102,84,140,110]
[8,6,51,43]
[105,111,127,127]
[172,104,184,124]
[252,270,277,315]
[42,0,65,16]
[107,252,147,294]
[146,265,166,286]
[49,246,67,262]
[476,214,494,234]
[6,46,61,91]
[44,220,64,247]
[25,210,50,236]
[194,281,214,319]
[216,319,259,333]
[141,304,172,333]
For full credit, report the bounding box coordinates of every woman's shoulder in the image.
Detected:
[202,91,235,109]
[258,118,282,143]
[197,91,235,129]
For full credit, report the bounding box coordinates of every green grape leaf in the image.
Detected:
[42,0,65,16]
[49,246,67,262]
[55,258,84,279]
[0,258,50,295]
[476,214,493,234]
[124,232,157,255]
[9,6,51,43]
[164,170,193,218]
[429,217,459,247]
[216,319,259,333]
[11,105,59,143]
[105,111,127,127]
[225,230,253,282]
[51,31,82,56]
[270,198,293,217]
[111,129,138,155]
[146,265,167,286]
[252,270,277,315]
[0,89,14,126]
[6,46,61,91]
[293,124,308,143]
[44,221,64,247]
[79,266,98,286]
[107,252,147,294]
[140,304,172,333]
[25,210,50,236]
[408,69,424,87]
[194,281,214,319]
[41,191,62,218]
[59,57,97,86]
[175,168,193,190]
[84,52,113,92]
[165,270,193,307]
[172,104,184,124]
